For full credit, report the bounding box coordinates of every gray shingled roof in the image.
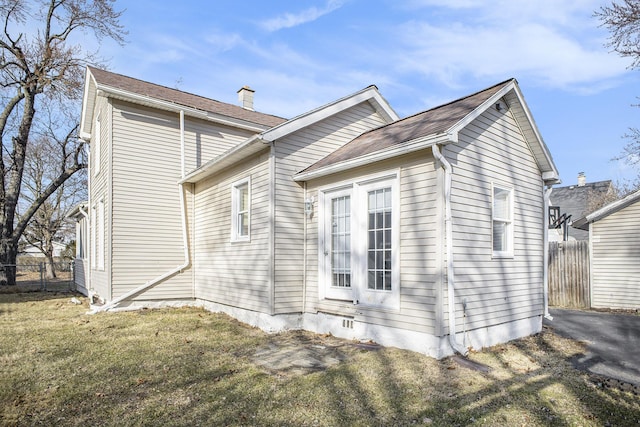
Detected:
[550,180,613,240]
[88,66,286,128]
[300,79,514,173]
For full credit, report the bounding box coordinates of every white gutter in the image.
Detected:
[180,134,263,184]
[90,111,191,313]
[96,85,269,133]
[432,144,468,356]
[543,186,553,321]
[294,133,452,182]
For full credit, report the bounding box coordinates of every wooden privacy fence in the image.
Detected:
[548,240,590,309]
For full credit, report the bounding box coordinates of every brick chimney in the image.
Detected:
[237,86,255,111]
[577,172,586,187]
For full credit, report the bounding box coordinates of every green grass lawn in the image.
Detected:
[1,292,638,426]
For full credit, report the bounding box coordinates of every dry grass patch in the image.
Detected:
[1,292,638,426]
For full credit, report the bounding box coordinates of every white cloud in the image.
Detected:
[260,0,346,32]
[204,31,245,53]
[392,1,631,92]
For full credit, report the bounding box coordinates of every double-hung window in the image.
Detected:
[231,177,250,242]
[94,114,101,176]
[319,173,399,309]
[97,200,105,270]
[492,184,513,257]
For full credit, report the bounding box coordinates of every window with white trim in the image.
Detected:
[231,177,250,242]
[94,114,101,176]
[367,187,393,291]
[492,185,513,257]
[319,174,399,308]
[91,205,96,269]
[97,200,105,270]
[331,194,351,289]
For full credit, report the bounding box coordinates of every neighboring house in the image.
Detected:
[548,173,613,241]
[74,67,560,358]
[573,190,640,309]
[67,202,89,295]
[19,241,67,258]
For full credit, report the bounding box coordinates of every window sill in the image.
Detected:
[230,237,250,243]
[492,252,514,259]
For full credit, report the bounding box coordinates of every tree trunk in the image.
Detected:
[0,238,18,286]
[44,251,57,279]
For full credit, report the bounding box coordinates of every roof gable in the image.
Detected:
[181,86,398,183]
[80,67,286,138]
[573,188,640,229]
[294,79,560,184]
[550,180,613,217]
[260,85,398,142]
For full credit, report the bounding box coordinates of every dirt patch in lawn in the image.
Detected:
[253,331,382,376]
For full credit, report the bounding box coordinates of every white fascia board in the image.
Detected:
[79,68,97,137]
[96,85,270,133]
[510,83,560,180]
[542,171,561,185]
[65,201,89,219]
[447,80,560,183]
[180,135,266,183]
[293,133,453,182]
[447,81,517,136]
[585,188,640,224]
[262,86,398,142]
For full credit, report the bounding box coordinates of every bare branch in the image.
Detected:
[596,0,640,69]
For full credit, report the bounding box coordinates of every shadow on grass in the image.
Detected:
[1,298,639,426]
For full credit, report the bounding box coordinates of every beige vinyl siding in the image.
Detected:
[74,259,89,294]
[445,105,544,332]
[274,102,390,314]
[110,101,193,300]
[194,150,271,313]
[305,153,441,335]
[89,95,111,300]
[182,116,256,172]
[591,201,640,309]
[109,100,257,301]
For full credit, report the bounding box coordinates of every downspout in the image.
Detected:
[90,110,191,313]
[84,139,93,300]
[432,144,468,356]
[78,205,91,295]
[180,110,185,177]
[302,181,308,318]
[543,186,553,320]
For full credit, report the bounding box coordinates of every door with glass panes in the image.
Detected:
[320,175,399,308]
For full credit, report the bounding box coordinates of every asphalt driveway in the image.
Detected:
[544,308,640,386]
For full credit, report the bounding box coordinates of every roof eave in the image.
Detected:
[583,188,640,224]
[262,86,399,142]
[79,67,97,139]
[510,83,560,180]
[66,201,89,219]
[95,84,270,133]
[294,133,454,182]
[180,135,267,184]
[446,80,560,183]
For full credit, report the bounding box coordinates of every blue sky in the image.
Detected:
[96,0,639,186]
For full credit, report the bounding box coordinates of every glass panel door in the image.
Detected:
[322,188,353,301]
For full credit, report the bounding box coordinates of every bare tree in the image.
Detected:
[0,0,124,285]
[20,107,86,278]
[596,1,640,170]
[596,0,640,68]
